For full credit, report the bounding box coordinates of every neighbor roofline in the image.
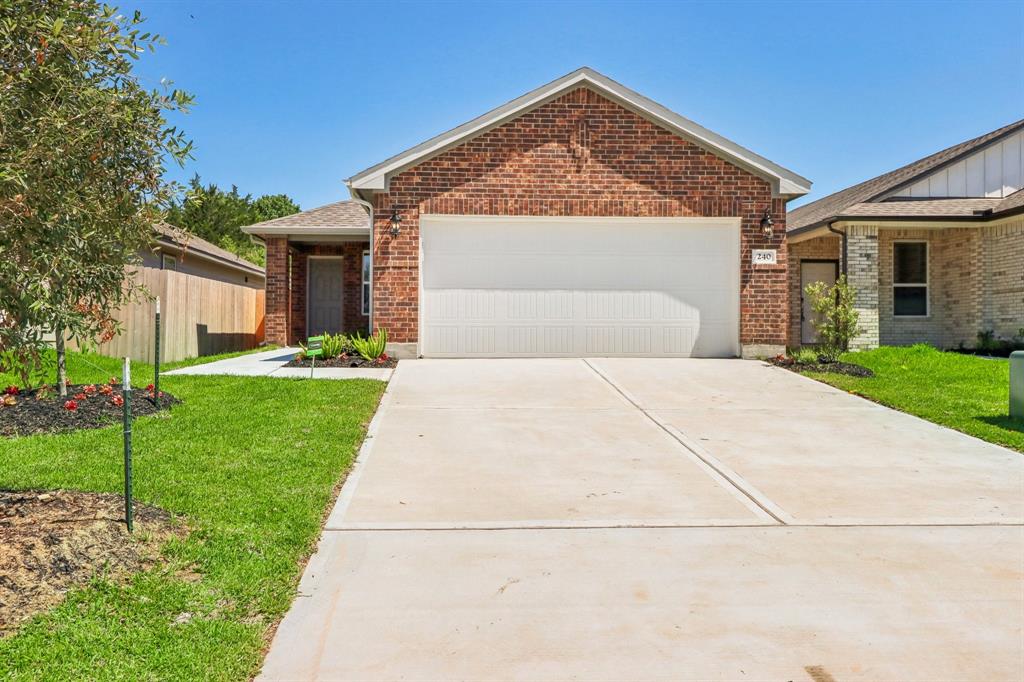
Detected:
[788,205,1024,239]
[346,67,811,199]
[153,237,265,277]
[869,120,1024,202]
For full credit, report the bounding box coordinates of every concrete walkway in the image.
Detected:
[260,359,1024,681]
[164,347,393,381]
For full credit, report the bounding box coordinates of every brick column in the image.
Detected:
[264,237,290,346]
[847,225,879,350]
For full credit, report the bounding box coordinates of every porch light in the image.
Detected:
[760,209,774,238]
[389,209,402,237]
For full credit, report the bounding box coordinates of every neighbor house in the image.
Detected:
[243,67,811,358]
[148,222,265,289]
[80,224,267,363]
[788,120,1023,350]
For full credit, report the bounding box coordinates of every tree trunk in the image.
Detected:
[55,325,68,397]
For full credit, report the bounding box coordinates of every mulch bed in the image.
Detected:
[0,384,179,438]
[770,356,875,378]
[0,489,184,636]
[285,354,397,369]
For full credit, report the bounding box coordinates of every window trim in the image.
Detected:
[361,249,370,316]
[161,253,177,271]
[892,240,929,318]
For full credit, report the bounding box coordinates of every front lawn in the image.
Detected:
[802,344,1022,453]
[0,351,384,680]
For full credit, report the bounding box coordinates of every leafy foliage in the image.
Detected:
[165,176,299,266]
[352,328,388,361]
[0,0,192,394]
[804,275,861,362]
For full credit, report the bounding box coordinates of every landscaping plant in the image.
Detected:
[0,1,193,396]
[803,275,861,362]
[352,328,388,362]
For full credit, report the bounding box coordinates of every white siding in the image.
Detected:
[888,129,1023,199]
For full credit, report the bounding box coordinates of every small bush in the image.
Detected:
[804,275,861,363]
[790,347,820,365]
[352,328,388,361]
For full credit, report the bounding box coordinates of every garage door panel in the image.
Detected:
[421,217,740,357]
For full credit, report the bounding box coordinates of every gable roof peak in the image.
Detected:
[347,67,810,199]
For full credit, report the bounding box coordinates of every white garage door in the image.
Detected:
[420,215,740,357]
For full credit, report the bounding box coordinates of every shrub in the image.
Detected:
[804,275,860,363]
[352,328,388,361]
[320,332,346,359]
[789,347,820,365]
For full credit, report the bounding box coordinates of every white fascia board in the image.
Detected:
[348,67,812,198]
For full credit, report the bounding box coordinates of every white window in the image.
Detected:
[161,253,177,271]
[361,250,370,316]
[893,241,928,317]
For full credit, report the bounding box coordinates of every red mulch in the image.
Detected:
[0,383,179,438]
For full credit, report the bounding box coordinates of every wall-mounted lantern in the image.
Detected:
[389,209,402,237]
[760,208,774,239]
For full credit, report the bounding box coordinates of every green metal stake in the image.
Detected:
[1011,351,1024,420]
[123,357,133,533]
[154,296,160,409]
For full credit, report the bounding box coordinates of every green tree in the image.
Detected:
[804,274,861,362]
[165,176,299,266]
[0,1,192,393]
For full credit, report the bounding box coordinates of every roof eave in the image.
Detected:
[240,226,370,237]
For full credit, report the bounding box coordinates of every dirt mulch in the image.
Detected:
[770,357,875,378]
[0,489,184,636]
[285,354,397,369]
[0,384,179,438]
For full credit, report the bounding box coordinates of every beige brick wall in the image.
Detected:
[848,225,880,350]
[787,235,841,347]
[878,227,982,349]
[798,220,1021,352]
[982,217,1024,340]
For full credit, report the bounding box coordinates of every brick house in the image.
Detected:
[244,67,812,358]
[788,120,1024,350]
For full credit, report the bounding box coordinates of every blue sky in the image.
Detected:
[133,0,1023,209]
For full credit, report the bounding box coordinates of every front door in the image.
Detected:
[801,260,838,344]
[308,258,344,336]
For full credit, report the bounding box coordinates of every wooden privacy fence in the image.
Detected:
[85,267,265,363]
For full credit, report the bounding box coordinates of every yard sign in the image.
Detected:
[306,335,324,378]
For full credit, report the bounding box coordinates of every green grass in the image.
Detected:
[0,351,385,680]
[2,345,280,389]
[802,344,1022,453]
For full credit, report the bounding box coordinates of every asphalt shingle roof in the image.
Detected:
[153,223,264,276]
[788,119,1024,231]
[242,200,369,231]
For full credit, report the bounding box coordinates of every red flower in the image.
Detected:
[145,384,155,392]
[4,385,18,395]
[109,376,119,386]
[73,392,88,401]
[111,395,124,407]
[99,384,113,395]
[83,384,97,395]
[64,400,78,411]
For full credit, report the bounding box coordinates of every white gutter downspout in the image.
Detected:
[346,187,374,335]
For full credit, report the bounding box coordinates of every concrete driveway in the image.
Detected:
[259,359,1024,681]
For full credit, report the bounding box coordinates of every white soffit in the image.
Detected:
[346,67,811,199]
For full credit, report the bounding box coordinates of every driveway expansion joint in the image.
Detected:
[582,359,794,525]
